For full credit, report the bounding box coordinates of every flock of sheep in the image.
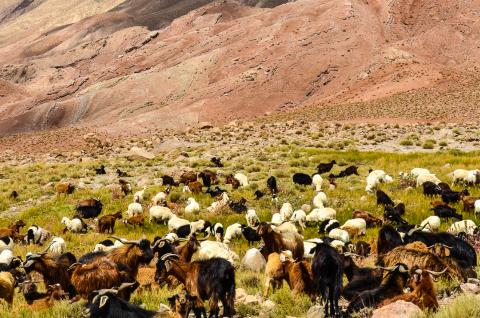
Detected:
[0,157,480,317]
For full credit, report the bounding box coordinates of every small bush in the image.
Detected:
[423,141,435,149]
[400,139,413,146]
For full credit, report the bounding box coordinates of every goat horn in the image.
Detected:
[344,252,360,257]
[97,288,118,296]
[117,282,137,292]
[441,244,453,249]
[197,233,211,241]
[407,225,422,236]
[176,237,189,242]
[108,235,140,245]
[151,239,165,249]
[377,266,397,271]
[425,268,448,276]
[68,263,82,271]
[160,253,179,261]
[40,241,55,255]
[399,265,409,273]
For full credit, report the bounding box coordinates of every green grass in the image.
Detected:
[1,148,480,317]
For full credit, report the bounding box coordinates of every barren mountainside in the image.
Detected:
[0,0,479,135]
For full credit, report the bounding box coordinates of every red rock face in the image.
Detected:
[0,0,480,135]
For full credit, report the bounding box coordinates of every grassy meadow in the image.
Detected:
[0,145,480,317]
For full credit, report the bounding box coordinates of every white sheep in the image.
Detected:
[48,237,66,255]
[280,203,293,220]
[93,239,123,253]
[185,197,200,214]
[290,210,307,230]
[133,186,147,203]
[241,248,266,272]
[271,213,283,225]
[312,174,323,192]
[272,222,298,234]
[306,207,336,223]
[126,202,143,218]
[0,237,13,252]
[234,173,249,187]
[475,200,480,219]
[313,191,328,208]
[303,238,323,259]
[152,191,167,205]
[448,220,477,235]
[223,223,243,244]
[0,249,13,265]
[341,218,367,236]
[149,206,173,223]
[451,169,470,185]
[328,228,350,243]
[190,220,207,234]
[411,168,432,178]
[195,241,239,265]
[207,192,229,213]
[167,215,190,232]
[420,216,441,232]
[246,209,260,227]
[365,170,393,193]
[61,217,84,233]
[416,173,441,187]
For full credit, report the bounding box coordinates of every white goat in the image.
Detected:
[126,202,143,218]
[313,191,328,208]
[61,217,84,233]
[48,237,66,255]
[223,223,243,244]
[149,206,173,223]
[312,174,323,192]
[246,209,260,227]
[185,197,200,214]
[290,210,307,229]
[168,215,190,232]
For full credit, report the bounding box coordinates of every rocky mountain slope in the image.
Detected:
[0,0,479,135]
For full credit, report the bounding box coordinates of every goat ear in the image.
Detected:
[444,247,451,257]
[99,295,109,308]
[165,260,172,272]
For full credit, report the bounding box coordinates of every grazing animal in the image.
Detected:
[462,197,478,213]
[179,171,197,185]
[116,169,129,177]
[199,170,217,188]
[377,225,403,256]
[187,181,203,194]
[48,237,67,255]
[423,181,443,196]
[263,251,289,297]
[337,165,359,178]
[420,216,441,232]
[292,173,312,186]
[432,205,462,221]
[123,215,145,228]
[318,219,340,235]
[155,254,236,318]
[126,202,143,218]
[55,182,75,195]
[118,179,132,196]
[256,222,304,260]
[442,189,469,204]
[185,198,200,214]
[376,190,395,207]
[347,263,410,314]
[95,165,106,175]
[245,209,260,227]
[306,207,337,224]
[161,175,178,187]
[149,206,173,224]
[342,255,382,301]
[97,212,122,233]
[317,160,336,174]
[312,174,323,192]
[223,223,243,244]
[168,289,195,318]
[310,242,343,317]
[211,157,223,168]
[225,174,240,189]
[25,225,51,245]
[352,210,383,227]
[76,199,103,219]
[84,283,154,318]
[61,216,87,233]
[229,198,247,213]
[254,190,265,200]
[0,271,15,306]
[9,191,18,199]
[206,186,227,198]
[267,176,278,196]
[241,226,261,246]
[25,283,67,310]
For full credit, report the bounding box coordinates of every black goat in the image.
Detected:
[438,182,452,192]
[292,173,312,186]
[376,190,395,207]
[337,165,359,178]
[241,226,261,246]
[76,199,103,219]
[342,255,382,301]
[310,243,343,317]
[9,190,18,200]
[267,176,278,196]
[161,175,178,187]
[376,225,403,256]
[432,205,462,221]
[316,160,336,174]
[229,198,247,213]
[318,219,340,235]
[116,169,129,177]
[211,157,224,168]
[423,181,443,196]
[384,204,408,225]
[351,241,371,257]
[442,189,469,204]
[84,283,154,318]
[206,187,226,198]
[254,190,265,200]
[346,263,410,314]
[95,165,106,175]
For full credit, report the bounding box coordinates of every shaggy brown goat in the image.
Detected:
[256,222,304,260]
[179,171,197,185]
[187,181,203,194]
[98,212,122,233]
[380,266,444,311]
[123,214,145,228]
[226,175,240,189]
[281,255,316,300]
[55,182,75,195]
[69,259,134,300]
[0,220,26,241]
[263,252,286,297]
[25,284,67,310]
[21,245,77,298]
[176,235,201,262]
[462,197,479,213]
[168,289,195,318]
[379,243,463,281]
[0,271,15,306]
[352,210,383,227]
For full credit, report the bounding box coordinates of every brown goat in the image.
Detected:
[226,175,240,189]
[0,271,15,306]
[179,171,197,185]
[430,201,449,208]
[352,210,383,227]
[257,222,304,260]
[187,181,203,194]
[98,212,122,233]
[69,259,133,300]
[176,235,201,262]
[380,266,443,311]
[0,220,26,240]
[55,182,75,195]
[263,252,286,297]
[282,257,317,301]
[22,248,77,298]
[25,284,67,310]
[379,243,463,281]
[124,214,145,228]
[168,289,195,318]
[462,197,479,213]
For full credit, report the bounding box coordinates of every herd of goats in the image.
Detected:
[1,157,480,317]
